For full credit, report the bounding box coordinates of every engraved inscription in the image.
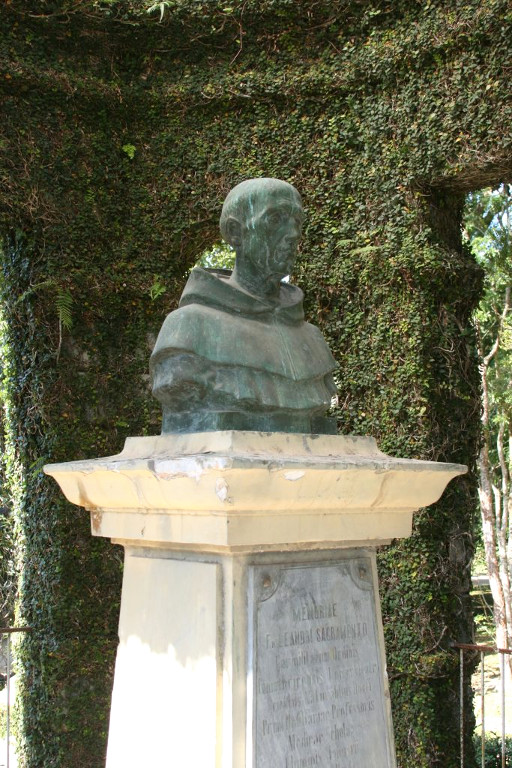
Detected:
[252,559,394,768]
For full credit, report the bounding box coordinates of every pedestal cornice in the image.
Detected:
[44,431,466,552]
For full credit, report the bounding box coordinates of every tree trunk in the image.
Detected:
[478,449,512,679]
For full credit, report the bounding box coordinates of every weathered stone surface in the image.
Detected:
[150,179,338,434]
[252,557,394,768]
[88,547,396,768]
[105,555,219,768]
[44,431,466,767]
[44,431,467,551]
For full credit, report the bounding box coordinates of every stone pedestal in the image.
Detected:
[45,431,465,768]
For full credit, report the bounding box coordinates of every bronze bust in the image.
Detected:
[150,178,337,434]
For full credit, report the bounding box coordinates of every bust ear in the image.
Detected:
[225,217,243,248]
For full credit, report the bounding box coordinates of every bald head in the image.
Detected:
[219,178,304,300]
[220,178,302,246]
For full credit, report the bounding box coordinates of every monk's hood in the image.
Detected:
[179,267,305,324]
[151,267,337,382]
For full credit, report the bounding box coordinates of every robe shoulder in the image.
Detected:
[150,302,336,382]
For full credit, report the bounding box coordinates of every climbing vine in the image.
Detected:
[0,0,511,765]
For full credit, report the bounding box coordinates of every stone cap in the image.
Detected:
[118,431,387,459]
[44,431,467,551]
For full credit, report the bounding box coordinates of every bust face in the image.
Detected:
[224,179,304,298]
[246,187,304,281]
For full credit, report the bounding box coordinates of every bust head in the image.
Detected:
[220,178,304,300]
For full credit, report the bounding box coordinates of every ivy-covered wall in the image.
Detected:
[1,1,511,766]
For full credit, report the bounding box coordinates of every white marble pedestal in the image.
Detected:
[45,431,465,768]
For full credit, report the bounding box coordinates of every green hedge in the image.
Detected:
[1,0,511,765]
[474,734,512,768]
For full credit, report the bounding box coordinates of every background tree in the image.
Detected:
[197,242,235,270]
[465,185,512,675]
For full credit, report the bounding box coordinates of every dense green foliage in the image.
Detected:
[473,734,512,768]
[466,186,512,435]
[464,186,512,670]
[1,0,511,765]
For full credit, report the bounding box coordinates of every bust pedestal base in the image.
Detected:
[44,431,465,768]
[106,547,396,768]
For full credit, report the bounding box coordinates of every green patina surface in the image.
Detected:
[151,177,337,434]
[0,1,510,766]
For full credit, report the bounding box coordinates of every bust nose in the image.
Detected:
[284,220,301,244]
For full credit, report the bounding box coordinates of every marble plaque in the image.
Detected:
[251,557,395,768]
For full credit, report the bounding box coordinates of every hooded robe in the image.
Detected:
[150,267,337,433]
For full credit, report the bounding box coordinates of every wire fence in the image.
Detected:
[454,642,511,768]
[0,627,32,768]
